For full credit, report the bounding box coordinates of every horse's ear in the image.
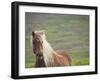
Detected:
[32,31,35,37]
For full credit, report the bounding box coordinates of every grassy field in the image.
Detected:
[25,13,89,68]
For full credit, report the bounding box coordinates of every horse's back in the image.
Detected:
[55,50,72,66]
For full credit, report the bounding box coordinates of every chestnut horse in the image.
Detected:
[32,30,72,67]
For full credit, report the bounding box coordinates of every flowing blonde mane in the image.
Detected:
[41,32,56,67]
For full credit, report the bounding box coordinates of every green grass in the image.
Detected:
[25,13,89,68]
[72,58,89,66]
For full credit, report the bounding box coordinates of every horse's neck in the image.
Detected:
[43,39,56,67]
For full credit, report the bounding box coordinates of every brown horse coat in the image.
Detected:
[54,50,72,66]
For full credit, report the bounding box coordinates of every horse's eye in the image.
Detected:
[33,41,35,44]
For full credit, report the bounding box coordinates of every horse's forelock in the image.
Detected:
[35,30,45,35]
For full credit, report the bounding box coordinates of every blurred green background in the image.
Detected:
[25,12,89,68]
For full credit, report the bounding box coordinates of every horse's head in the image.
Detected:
[32,30,45,57]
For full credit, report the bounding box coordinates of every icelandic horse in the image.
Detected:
[32,30,72,67]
